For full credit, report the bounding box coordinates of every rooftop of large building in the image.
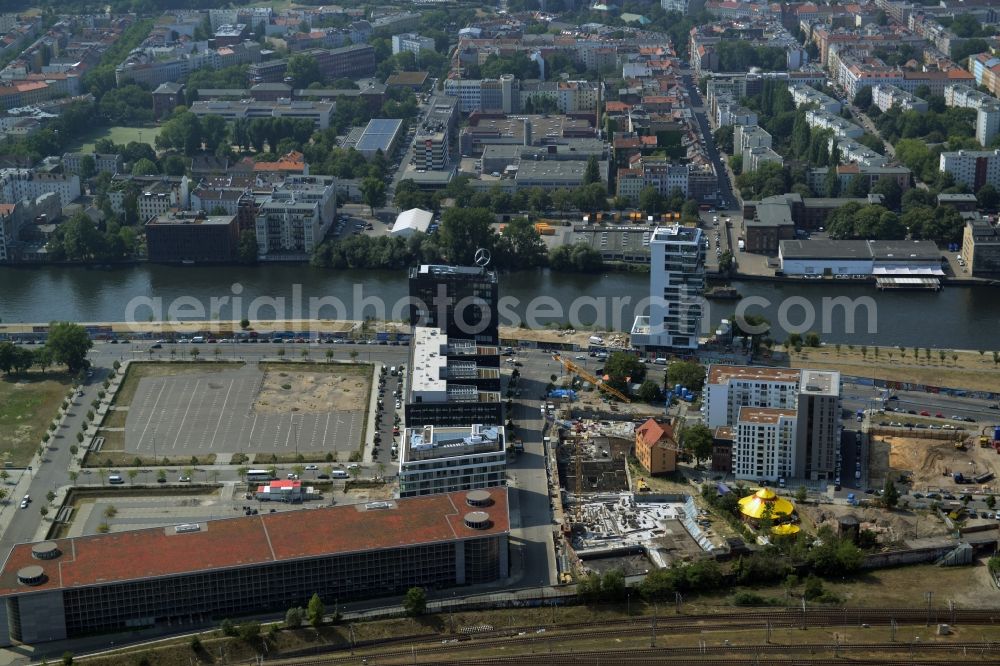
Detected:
[708,365,801,386]
[412,264,498,282]
[737,406,798,424]
[402,423,504,463]
[799,369,840,397]
[147,211,235,227]
[0,488,509,597]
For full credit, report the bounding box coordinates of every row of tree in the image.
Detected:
[0,323,92,374]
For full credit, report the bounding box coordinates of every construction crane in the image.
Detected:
[551,353,631,403]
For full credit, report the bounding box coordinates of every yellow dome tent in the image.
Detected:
[738,488,795,521]
[770,523,801,536]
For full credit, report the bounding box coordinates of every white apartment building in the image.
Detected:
[789,83,842,114]
[745,146,783,172]
[703,365,801,429]
[392,33,435,56]
[735,125,772,156]
[733,407,799,482]
[715,100,757,127]
[872,84,927,113]
[630,225,704,350]
[939,149,1000,191]
[398,423,506,497]
[256,175,336,256]
[444,75,519,114]
[830,138,887,167]
[0,169,80,208]
[804,108,864,140]
[943,84,1000,146]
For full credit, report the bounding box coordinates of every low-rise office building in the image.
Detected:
[0,489,510,645]
[146,211,239,264]
[190,99,335,129]
[356,118,404,159]
[962,216,1000,274]
[398,424,506,497]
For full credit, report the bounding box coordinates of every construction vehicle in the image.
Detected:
[551,353,631,403]
[637,477,651,492]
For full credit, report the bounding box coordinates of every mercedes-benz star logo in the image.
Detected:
[474,248,491,267]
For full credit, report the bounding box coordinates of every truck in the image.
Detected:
[953,472,969,484]
[588,335,604,345]
[975,471,995,484]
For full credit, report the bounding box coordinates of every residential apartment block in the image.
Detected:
[61,152,123,177]
[789,83,842,114]
[0,169,79,208]
[705,365,841,482]
[255,175,336,256]
[944,84,1000,147]
[872,84,927,113]
[398,425,506,497]
[704,366,801,429]
[247,44,376,84]
[392,33,435,56]
[939,149,1000,191]
[630,225,705,351]
[804,108,864,140]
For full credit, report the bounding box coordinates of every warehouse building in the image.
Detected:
[0,489,509,645]
[356,118,404,159]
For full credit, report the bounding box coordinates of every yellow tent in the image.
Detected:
[770,523,801,536]
[738,488,795,521]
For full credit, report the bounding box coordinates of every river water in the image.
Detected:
[1,264,998,348]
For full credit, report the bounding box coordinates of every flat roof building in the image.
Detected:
[962,216,1000,275]
[399,424,506,497]
[405,327,502,427]
[0,489,510,645]
[356,118,404,159]
[145,211,239,264]
[409,264,499,345]
[704,365,802,429]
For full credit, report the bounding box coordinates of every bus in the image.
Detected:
[246,469,275,483]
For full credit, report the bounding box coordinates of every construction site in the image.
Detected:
[543,352,719,580]
[868,424,1000,492]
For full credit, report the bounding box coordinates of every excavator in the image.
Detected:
[551,353,631,403]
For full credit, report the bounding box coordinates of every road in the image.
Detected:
[680,69,737,212]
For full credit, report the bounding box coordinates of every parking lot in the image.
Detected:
[124,365,368,457]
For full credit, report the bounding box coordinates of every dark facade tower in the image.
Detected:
[408,264,500,345]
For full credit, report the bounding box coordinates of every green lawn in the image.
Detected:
[0,374,72,466]
[66,125,161,153]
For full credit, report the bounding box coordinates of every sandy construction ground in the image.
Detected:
[870,433,1000,491]
[256,369,369,413]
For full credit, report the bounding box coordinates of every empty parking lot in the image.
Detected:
[124,365,368,456]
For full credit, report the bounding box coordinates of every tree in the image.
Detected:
[978,184,1000,211]
[78,155,96,181]
[636,380,663,403]
[307,592,325,627]
[681,423,713,464]
[795,486,808,503]
[360,176,386,215]
[237,230,258,264]
[131,158,159,176]
[286,54,322,88]
[603,351,643,393]
[404,586,427,616]
[854,85,873,110]
[438,207,496,264]
[285,606,304,628]
[638,186,662,215]
[872,177,902,210]
[583,155,600,185]
[46,322,92,373]
[667,360,706,391]
[882,478,899,509]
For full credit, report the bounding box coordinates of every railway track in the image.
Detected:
[267,608,1000,666]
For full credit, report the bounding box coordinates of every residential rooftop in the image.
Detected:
[707,365,801,386]
[737,406,798,425]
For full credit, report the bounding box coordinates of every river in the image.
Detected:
[1,264,998,348]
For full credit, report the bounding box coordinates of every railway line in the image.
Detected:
[265,607,1000,666]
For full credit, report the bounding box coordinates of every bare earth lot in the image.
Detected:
[0,374,71,466]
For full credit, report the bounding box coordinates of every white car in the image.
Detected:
[305,464,318,471]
